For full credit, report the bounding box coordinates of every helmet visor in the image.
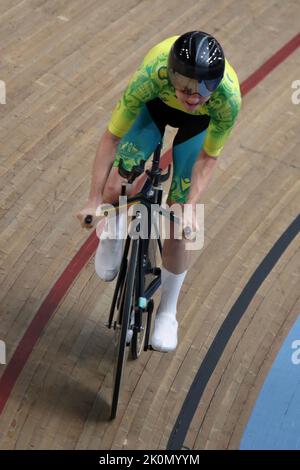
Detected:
[169,69,222,97]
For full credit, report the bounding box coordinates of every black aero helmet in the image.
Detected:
[168,31,225,96]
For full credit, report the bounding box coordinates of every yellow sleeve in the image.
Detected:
[108,37,178,137]
[108,57,163,137]
[203,61,242,157]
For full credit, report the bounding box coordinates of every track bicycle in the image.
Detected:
[85,142,190,419]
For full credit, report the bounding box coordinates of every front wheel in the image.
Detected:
[110,238,139,420]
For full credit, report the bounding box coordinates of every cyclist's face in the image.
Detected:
[175,89,209,112]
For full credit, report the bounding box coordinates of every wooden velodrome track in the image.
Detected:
[0,0,299,450]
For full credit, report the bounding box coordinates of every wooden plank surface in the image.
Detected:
[0,0,299,450]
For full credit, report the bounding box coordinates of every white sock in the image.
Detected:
[157,267,187,318]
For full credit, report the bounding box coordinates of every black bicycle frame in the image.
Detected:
[107,141,176,330]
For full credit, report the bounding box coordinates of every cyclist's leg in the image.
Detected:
[151,124,207,352]
[96,105,164,281]
[113,107,164,170]
[103,104,164,201]
[163,123,208,272]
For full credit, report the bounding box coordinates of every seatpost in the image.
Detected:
[152,142,162,170]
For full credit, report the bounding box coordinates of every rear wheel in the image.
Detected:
[131,237,158,359]
[131,306,147,360]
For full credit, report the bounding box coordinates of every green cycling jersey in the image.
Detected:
[108,36,241,157]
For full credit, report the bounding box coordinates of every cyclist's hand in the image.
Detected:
[182,203,199,240]
[76,198,102,229]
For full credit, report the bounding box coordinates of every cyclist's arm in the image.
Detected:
[187,149,218,205]
[186,68,241,204]
[108,59,162,138]
[88,128,121,204]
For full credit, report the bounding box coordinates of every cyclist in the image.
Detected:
[77,31,241,352]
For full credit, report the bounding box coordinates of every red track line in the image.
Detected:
[241,32,300,96]
[0,32,299,415]
[0,230,99,412]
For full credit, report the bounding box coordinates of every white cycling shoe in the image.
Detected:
[150,312,178,352]
[95,237,124,282]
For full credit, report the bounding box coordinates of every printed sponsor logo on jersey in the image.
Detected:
[158,66,168,81]
[180,177,190,192]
